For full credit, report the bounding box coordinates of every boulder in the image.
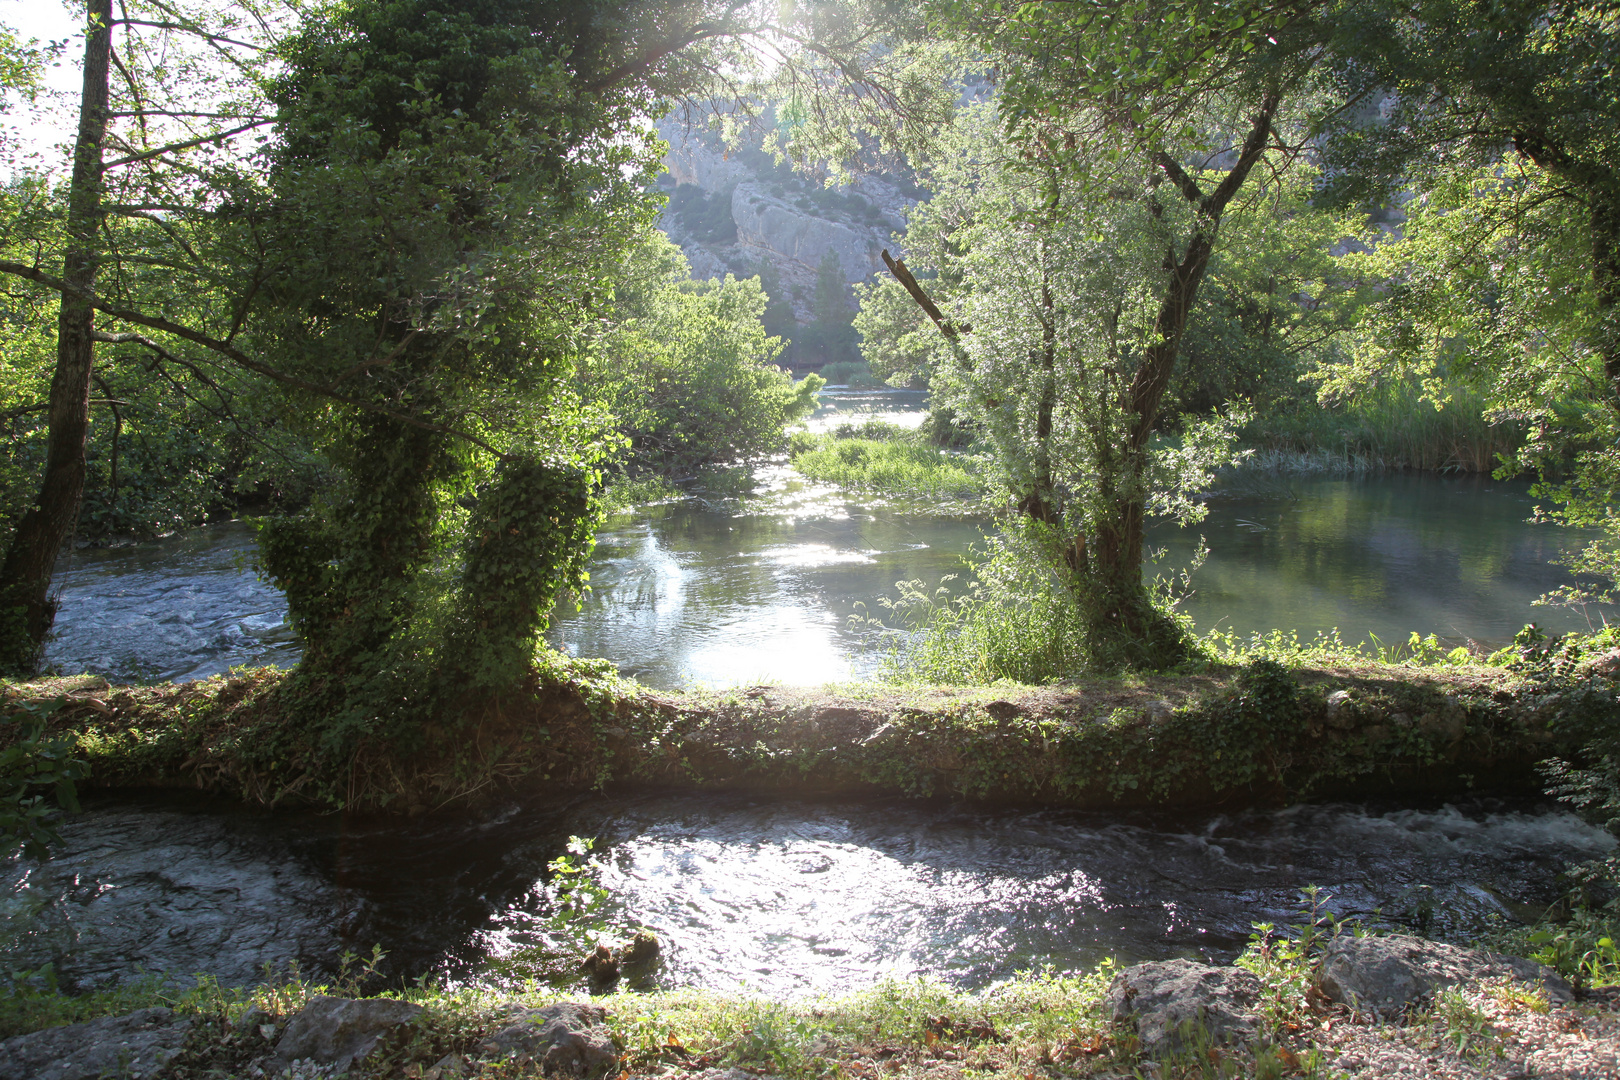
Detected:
[476,1002,617,1075]
[271,995,423,1072]
[1106,959,1263,1054]
[1319,934,1573,1017]
[0,1006,192,1080]
[621,930,661,966]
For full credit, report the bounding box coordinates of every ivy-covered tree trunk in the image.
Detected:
[0,0,110,676]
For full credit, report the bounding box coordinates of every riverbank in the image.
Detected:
[2,920,1616,1079]
[7,646,1618,814]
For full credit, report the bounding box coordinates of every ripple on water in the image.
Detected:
[6,795,1611,996]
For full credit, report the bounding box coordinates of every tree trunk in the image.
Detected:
[0,0,111,676]
[1082,92,1280,666]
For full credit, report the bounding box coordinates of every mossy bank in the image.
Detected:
[6,648,1617,815]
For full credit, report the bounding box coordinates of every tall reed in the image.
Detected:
[1241,382,1525,475]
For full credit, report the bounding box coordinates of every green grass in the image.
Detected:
[790,428,983,498]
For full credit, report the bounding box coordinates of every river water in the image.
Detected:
[5,792,1612,996]
[41,388,1602,686]
[13,388,1614,996]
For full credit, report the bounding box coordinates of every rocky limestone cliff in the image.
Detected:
[654,117,918,323]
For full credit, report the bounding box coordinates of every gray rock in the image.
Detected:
[430,1052,469,1077]
[731,184,877,282]
[0,1006,192,1080]
[1319,934,1573,1017]
[1106,959,1262,1054]
[272,995,423,1071]
[1325,689,1355,728]
[477,1002,617,1075]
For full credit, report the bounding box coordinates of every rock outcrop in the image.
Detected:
[0,1007,192,1080]
[1319,934,1573,1017]
[1106,958,1264,1054]
[654,116,918,321]
[476,1002,618,1075]
[267,995,423,1073]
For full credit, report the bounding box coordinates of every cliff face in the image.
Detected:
[654,117,918,323]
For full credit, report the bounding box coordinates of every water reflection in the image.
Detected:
[549,500,981,687]
[1152,473,1603,648]
[41,389,1605,684]
[805,386,929,432]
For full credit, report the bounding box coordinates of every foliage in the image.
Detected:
[238,0,792,778]
[878,100,1273,672]
[581,232,822,477]
[1488,908,1620,992]
[0,697,86,860]
[790,430,982,499]
[860,532,1091,686]
[1238,887,1361,1034]
[1314,1,1620,625]
[795,250,861,371]
[1165,167,1364,420]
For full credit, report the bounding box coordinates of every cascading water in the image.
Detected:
[5,792,1611,996]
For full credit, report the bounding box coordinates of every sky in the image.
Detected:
[3,0,88,168]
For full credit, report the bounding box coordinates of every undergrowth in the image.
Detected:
[790,425,984,499]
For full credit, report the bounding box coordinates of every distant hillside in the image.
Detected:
[653,116,924,373]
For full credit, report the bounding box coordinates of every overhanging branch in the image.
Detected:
[1,259,505,457]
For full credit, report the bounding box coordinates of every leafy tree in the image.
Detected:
[0,0,288,675]
[795,250,861,372]
[0,0,773,686]
[579,232,822,476]
[1313,0,1620,617]
[880,104,1255,671]
[838,1,1329,669]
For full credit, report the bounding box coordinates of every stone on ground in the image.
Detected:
[270,994,423,1071]
[476,1002,617,1075]
[1319,934,1573,1016]
[1106,958,1263,1054]
[0,1006,192,1080]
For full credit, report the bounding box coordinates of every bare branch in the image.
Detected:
[110,19,263,50]
[102,119,272,169]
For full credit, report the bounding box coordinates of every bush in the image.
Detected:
[790,431,982,499]
[0,697,86,860]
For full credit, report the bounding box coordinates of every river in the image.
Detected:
[11,388,1613,996]
[5,791,1612,996]
[40,387,1603,686]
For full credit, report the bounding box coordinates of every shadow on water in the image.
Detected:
[5,791,1612,996]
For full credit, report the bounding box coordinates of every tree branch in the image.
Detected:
[0,260,505,456]
[882,249,966,341]
[101,119,271,169]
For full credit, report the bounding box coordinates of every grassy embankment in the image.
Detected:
[1241,383,1528,475]
[3,900,1616,1080]
[789,422,985,501]
[5,630,1617,816]
[791,383,1535,496]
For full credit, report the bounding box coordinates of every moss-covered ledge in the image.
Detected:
[5,657,1615,814]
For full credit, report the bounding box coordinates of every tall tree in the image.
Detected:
[861,0,1325,667]
[0,0,775,679]
[0,0,285,675]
